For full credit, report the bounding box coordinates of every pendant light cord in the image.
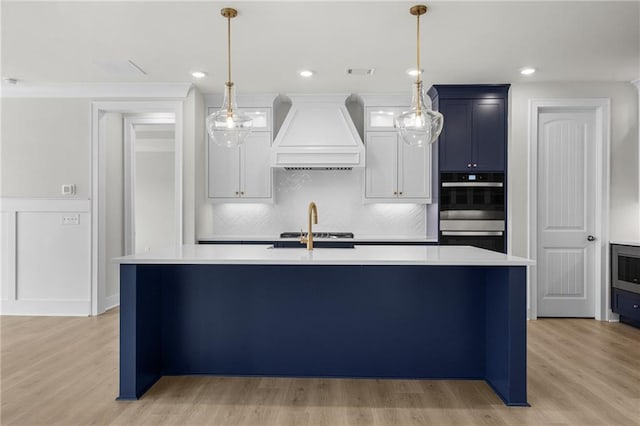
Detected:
[416,12,422,112]
[227,14,232,84]
[226,14,233,114]
[416,12,421,86]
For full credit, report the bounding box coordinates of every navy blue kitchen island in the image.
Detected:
[115,245,532,406]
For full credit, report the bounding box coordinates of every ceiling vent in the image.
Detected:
[93,59,147,77]
[347,68,375,76]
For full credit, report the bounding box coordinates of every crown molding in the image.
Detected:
[0,83,192,99]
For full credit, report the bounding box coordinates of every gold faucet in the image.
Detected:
[300,201,318,250]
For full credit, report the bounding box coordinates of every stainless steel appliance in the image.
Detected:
[612,244,640,295]
[278,232,355,248]
[439,172,506,252]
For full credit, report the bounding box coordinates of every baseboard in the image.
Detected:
[103,293,120,313]
[1,300,91,316]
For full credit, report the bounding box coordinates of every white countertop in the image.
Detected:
[114,244,534,266]
[198,234,438,243]
[610,240,640,247]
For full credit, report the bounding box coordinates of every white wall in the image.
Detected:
[1,98,91,198]
[199,169,427,237]
[182,88,205,244]
[135,150,176,252]
[1,98,93,315]
[509,82,640,257]
[104,112,123,303]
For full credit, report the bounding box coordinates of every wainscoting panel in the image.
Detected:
[1,198,92,316]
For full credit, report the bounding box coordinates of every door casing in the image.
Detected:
[528,98,611,320]
[91,101,183,315]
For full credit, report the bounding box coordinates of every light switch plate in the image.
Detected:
[61,184,76,195]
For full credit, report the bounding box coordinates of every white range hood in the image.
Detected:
[271,94,365,169]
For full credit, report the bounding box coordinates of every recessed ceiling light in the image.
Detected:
[191,71,207,79]
[299,70,314,78]
[406,68,423,77]
[520,67,536,75]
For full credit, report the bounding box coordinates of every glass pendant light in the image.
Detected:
[395,5,443,147]
[206,7,253,147]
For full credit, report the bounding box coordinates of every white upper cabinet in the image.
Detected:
[365,132,398,198]
[360,96,432,204]
[365,131,431,202]
[206,98,275,202]
[240,132,272,198]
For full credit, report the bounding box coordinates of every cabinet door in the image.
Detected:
[439,100,473,172]
[365,132,398,198]
[241,132,272,199]
[472,99,505,172]
[399,142,431,201]
[208,139,240,198]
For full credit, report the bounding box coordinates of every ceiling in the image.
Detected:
[2,1,639,95]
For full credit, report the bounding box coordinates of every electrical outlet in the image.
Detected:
[62,214,80,225]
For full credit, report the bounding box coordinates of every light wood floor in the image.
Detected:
[1,310,639,425]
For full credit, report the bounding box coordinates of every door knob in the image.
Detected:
[587,235,596,242]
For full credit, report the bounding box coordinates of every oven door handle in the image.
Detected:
[441,182,504,188]
[441,231,504,236]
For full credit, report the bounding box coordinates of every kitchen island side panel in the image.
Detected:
[118,264,164,400]
[159,265,486,379]
[484,266,528,406]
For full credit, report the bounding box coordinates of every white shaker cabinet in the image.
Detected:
[208,131,272,199]
[361,99,432,203]
[206,103,274,202]
[365,131,431,202]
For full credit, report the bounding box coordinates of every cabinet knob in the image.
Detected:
[473,163,477,168]
[235,191,239,195]
[240,191,244,195]
[393,191,397,195]
[399,191,403,195]
[634,304,639,309]
[467,163,472,168]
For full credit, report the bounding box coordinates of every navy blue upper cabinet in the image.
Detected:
[432,85,509,173]
[438,100,473,172]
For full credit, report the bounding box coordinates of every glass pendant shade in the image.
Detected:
[205,7,252,148]
[206,83,253,148]
[396,4,443,147]
[396,82,443,147]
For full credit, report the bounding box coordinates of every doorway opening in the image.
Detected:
[91,102,183,315]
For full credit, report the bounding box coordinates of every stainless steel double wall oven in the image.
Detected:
[439,172,506,253]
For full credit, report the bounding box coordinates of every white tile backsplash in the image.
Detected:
[205,169,427,236]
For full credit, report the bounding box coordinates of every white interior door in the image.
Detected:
[537,109,596,317]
